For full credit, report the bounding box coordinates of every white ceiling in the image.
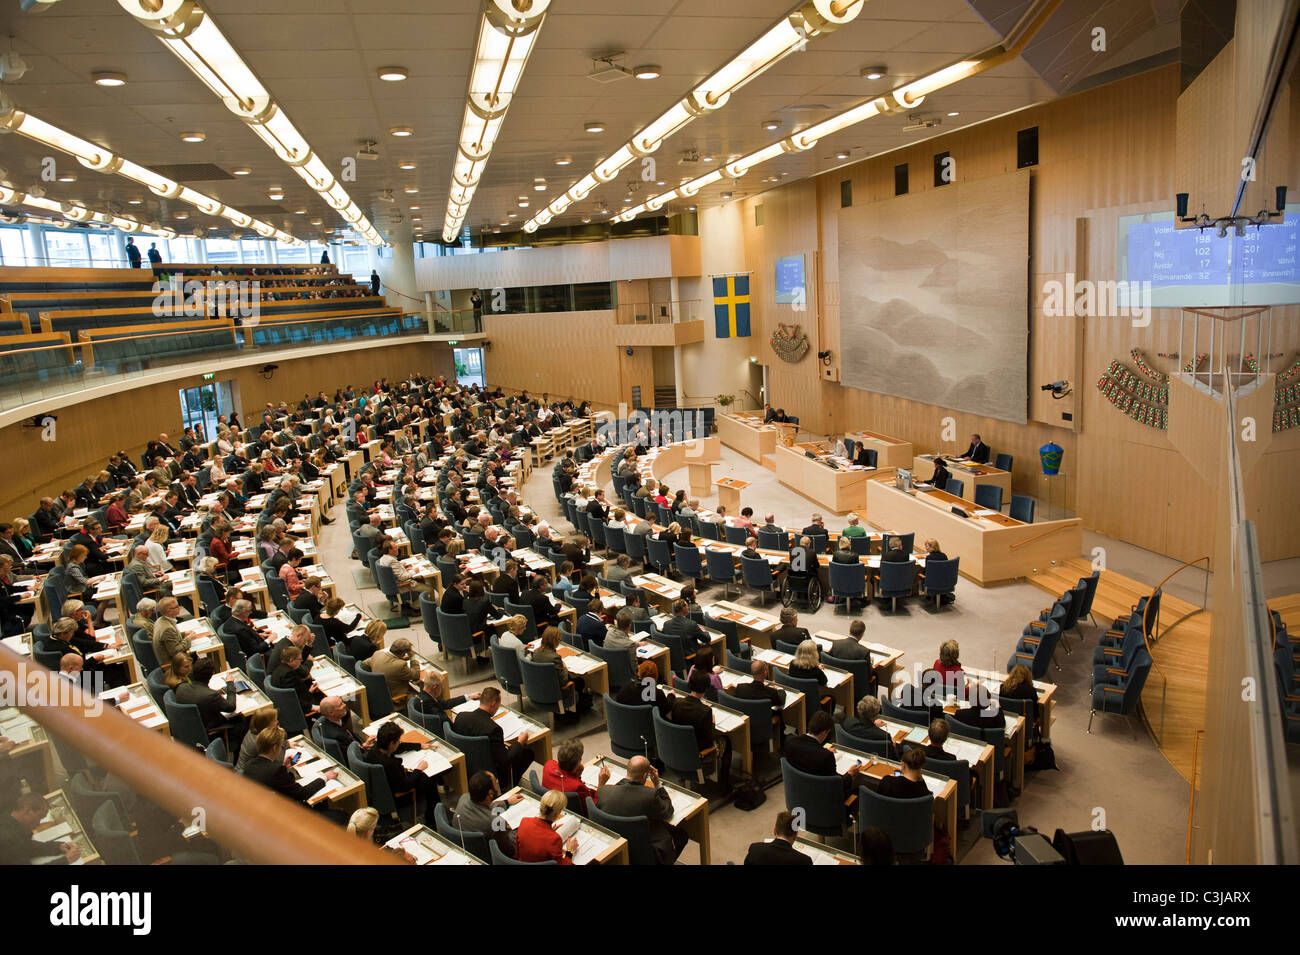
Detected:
[0,0,1173,244]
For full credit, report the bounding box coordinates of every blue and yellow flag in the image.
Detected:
[712,274,751,338]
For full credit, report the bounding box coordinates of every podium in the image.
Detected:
[688,461,714,497]
[714,478,750,513]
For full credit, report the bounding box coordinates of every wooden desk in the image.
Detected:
[810,630,904,690]
[716,413,778,462]
[688,461,714,498]
[963,665,1056,742]
[714,478,749,513]
[660,685,752,777]
[750,645,854,714]
[363,712,470,800]
[39,788,101,864]
[864,477,1082,587]
[448,699,552,765]
[913,454,1012,504]
[99,682,169,735]
[878,717,995,813]
[718,666,807,735]
[0,708,56,793]
[774,443,871,514]
[524,637,610,700]
[384,823,485,865]
[846,429,914,469]
[286,733,366,813]
[793,833,861,864]
[585,754,712,864]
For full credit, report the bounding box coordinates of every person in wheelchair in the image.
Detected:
[782,535,822,610]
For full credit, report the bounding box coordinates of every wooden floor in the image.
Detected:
[1031,558,1210,782]
[1268,593,1300,634]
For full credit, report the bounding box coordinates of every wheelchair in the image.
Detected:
[780,570,822,613]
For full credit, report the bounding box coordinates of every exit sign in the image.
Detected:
[202,373,215,381]
[448,340,459,345]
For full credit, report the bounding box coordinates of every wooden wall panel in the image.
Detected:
[0,340,455,524]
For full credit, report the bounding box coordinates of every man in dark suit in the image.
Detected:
[0,793,80,864]
[841,696,895,758]
[362,720,442,825]
[316,696,365,753]
[560,536,590,572]
[924,718,957,761]
[595,756,688,865]
[660,598,707,655]
[881,536,910,563]
[730,659,788,734]
[772,607,811,649]
[744,810,813,866]
[243,726,334,807]
[490,560,521,603]
[0,524,27,572]
[290,578,326,621]
[828,619,871,660]
[669,669,731,790]
[782,711,863,795]
[269,645,318,715]
[800,514,825,538]
[225,600,272,657]
[960,433,990,464]
[519,576,560,628]
[412,673,479,719]
[585,489,610,522]
[577,599,606,647]
[450,687,534,787]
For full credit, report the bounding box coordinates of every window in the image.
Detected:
[755,204,765,227]
[341,245,371,282]
[87,233,121,267]
[840,179,852,207]
[166,237,195,263]
[0,227,30,266]
[1017,126,1039,168]
[894,163,908,196]
[240,238,268,264]
[274,243,308,264]
[933,151,952,187]
[205,238,239,264]
[44,231,89,266]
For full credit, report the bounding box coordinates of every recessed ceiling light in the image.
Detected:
[947,111,960,117]
[173,211,189,219]
[582,216,591,223]
[688,205,696,211]
[702,154,714,162]
[127,198,143,205]
[633,64,661,80]
[411,216,421,221]
[389,126,414,137]
[584,121,605,133]
[57,173,76,182]
[862,65,886,80]
[762,119,781,131]
[835,150,850,160]
[231,167,251,176]
[398,161,417,170]
[720,191,733,199]
[533,178,546,191]
[294,208,307,214]
[91,71,127,87]
[409,205,420,210]
[180,131,206,143]
[500,220,510,226]
[507,212,516,217]
[622,197,631,203]
[377,66,408,81]
[555,155,572,166]
[656,180,664,186]
[404,186,419,194]
[310,218,322,225]
[518,199,530,208]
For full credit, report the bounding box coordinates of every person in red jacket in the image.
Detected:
[932,639,964,694]
[541,738,609,808]
[516,789,577,864]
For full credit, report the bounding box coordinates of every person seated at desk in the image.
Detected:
[234,711,278,773]
[316,695,365,754]
[669,669,732,790]
[520,574,561,629]
[841,696,893,754]
[225,599,273,659]
[788,639,831,710]
[740,536,762,561]
[150,597,190,669]
[440,572,469,615]
[0,792,80,864]
[922,538,948,564]
[602,609,641,670]
[176,657,246,745]
[362,721,442,827]
[614,659,673,715]
[787,536,816,586]
[453,770,521,857]
[661,598,708,656]
[576,598,606,648]
[244,726,339,814]
[461,580,493,658]
[881,536,910,563]
[876,746,930,798]
[924,718,956,762]
[366,637,422,706]
[278,548,306,599]
[800,514,825,539]
[762,404,776,423]
[560,535,591,572]
[744,809,813,866]
[783,710,863,794]
[686,645,723,697]
[571,574,599,608]
[490,559,522,603]
[929,456,951,490]
[605,554,633,583]
[0,556,33,638]
[319,597,361,648]
[634,478,656,501]
[999,664,1037,704]
[269,645,320,717]
[933,639,963,689]
[958,433,990,464]
[596,755,688,865]
[451,686,534,788]
[551,561,577,597]
[497,614,530,658]
[841,513,867,538]
[585,489,610,523]
[831,537,860,564]
[658,522,692,548]
[528,626,591,717]
[757,513,784,539]
[773,607,811,648]
[542,737,609,807]
[516,789,577,864]
[680,584,702,616]
[828,619,870,661]
[291,577,326,621]
[413,672,480,719]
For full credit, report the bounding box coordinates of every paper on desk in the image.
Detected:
[33,822,72,843]
[712,708,744,733]
[501,798,538,829]
[400,748,452,777]
[832,749,865,775]
[494,709,529,743]
[140,713,168,729]
[307,779,344,805]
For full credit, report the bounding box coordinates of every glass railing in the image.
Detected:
[0,310,438,412]
[429,308,485,335]
[614,300,702,325]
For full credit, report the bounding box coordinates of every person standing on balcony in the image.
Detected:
[125,236,142,269]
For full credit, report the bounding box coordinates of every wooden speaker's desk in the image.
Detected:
[774,443,871,514]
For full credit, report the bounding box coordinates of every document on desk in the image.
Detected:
[494,709,529,743]
[306,779,344,805]
[571,825,611,866]
[400,748,452,777]
[0,720,33,744]
[501,798,539,829]
[711,708,745,733]
[563,654,601,675]
[832,750,864,776]
[904,726,928,745]
[32,822,72,843]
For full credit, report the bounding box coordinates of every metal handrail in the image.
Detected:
[1150,555,1211,644]
[1186,728,1205,863]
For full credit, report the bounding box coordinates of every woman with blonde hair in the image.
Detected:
[147,524,172,575]
[498,614,529,657]
[788,638,830,711]
[444,537,465,559]
[346,617,385,662]
[347,807,380,842]
[515,788,577,864]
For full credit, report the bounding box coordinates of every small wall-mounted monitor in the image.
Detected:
[774,254,806,307]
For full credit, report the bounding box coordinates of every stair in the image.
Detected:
[760,454,776,472]
[1268,593,1300,632]
[1029,557,1204,638]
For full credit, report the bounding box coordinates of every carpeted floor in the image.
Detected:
[321,444,1197,865]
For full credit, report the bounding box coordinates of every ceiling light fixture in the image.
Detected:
[947,111,960,116]
[57,172,76,182]
[533,178,546,191]
[584,121,605,133]
[398,160,417,170]
[555,155,572,166]
[389,126,413,137]
[439,0,551,242]
[524,0,865,233]
[180,130,206,142]
[0,184,177,238]
[404,186,419,194]
[377,66,408,81]
[835,150,849,159]
[231,166,251,176]
[118,0,381,245]
[92,71,127,87]
[633,64,661,79]
[861,65,886,80]
[0,98,300,244]
[762,119,781,130]
[611,0,1058,227]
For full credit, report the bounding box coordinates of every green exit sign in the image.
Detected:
[448,340,459,345]
[202,373,215,381]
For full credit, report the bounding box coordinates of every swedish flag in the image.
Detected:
[712,274,751,338]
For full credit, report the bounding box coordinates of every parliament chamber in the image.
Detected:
[0,0,1295,908]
